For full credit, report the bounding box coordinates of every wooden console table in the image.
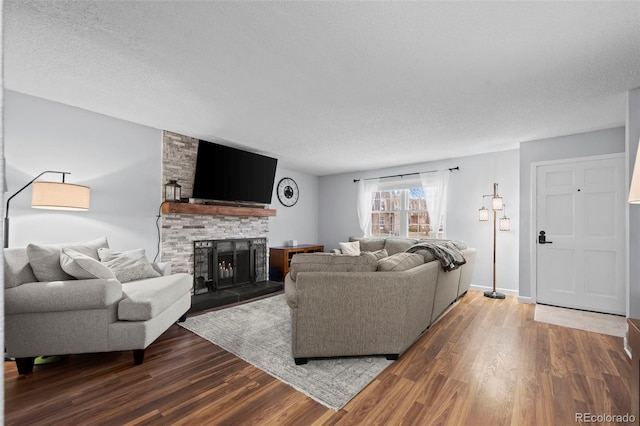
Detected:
[269,244,324,281]
[629,318,640,425]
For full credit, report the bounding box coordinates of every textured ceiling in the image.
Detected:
[5,1,640,176]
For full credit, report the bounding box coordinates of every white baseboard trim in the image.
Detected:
[517,296,534,304]
[469,284,519,297]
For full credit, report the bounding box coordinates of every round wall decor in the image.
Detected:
[276,177,299,207]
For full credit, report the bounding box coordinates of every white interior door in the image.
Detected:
[536,156,626,315]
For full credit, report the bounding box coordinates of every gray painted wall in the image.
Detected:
[628,88,640,319]
[5,90,163,256]
[318,149,520,295]
[5,91,319,261]
[518,127,626,301]
[269,167,319,247]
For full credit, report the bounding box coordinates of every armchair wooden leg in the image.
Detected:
[294,357,308,365]
[178,313,187,323]
[133,349,145,365]
[16,357,36,375]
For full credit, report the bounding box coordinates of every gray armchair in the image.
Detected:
[4,240,192,374]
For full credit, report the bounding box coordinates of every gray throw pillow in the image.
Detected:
[60,248,116,280]
[377,252,424,272]
[98,248,161,283]
[371,249,388,260]
[26,237,109,282]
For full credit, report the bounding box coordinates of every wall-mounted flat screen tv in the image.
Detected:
[192,140,278,204]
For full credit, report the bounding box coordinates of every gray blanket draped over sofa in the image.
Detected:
[405,240,467,271]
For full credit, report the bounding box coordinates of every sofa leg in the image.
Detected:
[294,357,308,365]
[178,314,187,323]
[133,349,145,365]
[385,354,399,361]
[16,357,36,375]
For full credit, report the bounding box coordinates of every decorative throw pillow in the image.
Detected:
[26,237,109,282]
[371,249,388,260]
[98,248,161,283]
[60,248,116,280]
[377,252,424,272]
[339,241,361,255]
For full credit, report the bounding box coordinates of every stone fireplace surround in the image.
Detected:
[160,131,272,280]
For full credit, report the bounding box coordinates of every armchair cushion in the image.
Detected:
[61,248,116,280]
[118,273,192,321]
[26,237,109,282]
[5,278,123,314]
[98,248,161,283]
[4,248,37,288]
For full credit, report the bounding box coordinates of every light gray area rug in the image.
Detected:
[179,294,393,410]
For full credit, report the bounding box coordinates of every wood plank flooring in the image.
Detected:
[5,291,631,425]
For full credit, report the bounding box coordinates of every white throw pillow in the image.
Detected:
[98,248,161,283]
[60,248,116,280]
[26,237,109,282]
[339,241,361,255]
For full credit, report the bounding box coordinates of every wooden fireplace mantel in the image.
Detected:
[161,202,277,217]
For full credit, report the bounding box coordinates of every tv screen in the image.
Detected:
[192,140,278,204]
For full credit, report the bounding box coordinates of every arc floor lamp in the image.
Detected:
[4,170,91,248]
[478,182,510,299]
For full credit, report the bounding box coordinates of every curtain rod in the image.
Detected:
[353,166,459,183]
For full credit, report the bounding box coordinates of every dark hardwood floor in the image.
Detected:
[5,290,630,425]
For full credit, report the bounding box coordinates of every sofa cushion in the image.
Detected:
[339,241,361,255]
[98,248,161,283]
[348,237,386,252]
[60,248,116,280]
[26,237,109,282]
[289,252,378,281]
[384,238,418,255]
[377,252,424,272]
[118,273,192,321]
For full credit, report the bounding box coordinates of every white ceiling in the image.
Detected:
[5,1,640,176]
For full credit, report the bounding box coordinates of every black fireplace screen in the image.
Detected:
[193,238,267,294]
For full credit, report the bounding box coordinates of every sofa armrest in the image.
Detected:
[5,279,123,314]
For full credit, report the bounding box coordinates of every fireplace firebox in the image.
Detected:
[193,238,267,295]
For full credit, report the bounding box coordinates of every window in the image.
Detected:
[370,188,431,238]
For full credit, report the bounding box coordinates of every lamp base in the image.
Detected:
[484,290,506,299]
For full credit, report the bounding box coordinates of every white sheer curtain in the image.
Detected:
[419,170,449,239]
[356,178,379,237]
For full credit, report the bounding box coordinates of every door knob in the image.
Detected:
[538,230,553,244]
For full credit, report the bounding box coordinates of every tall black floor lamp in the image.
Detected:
[478,183,510,299]
[4,170,91,248]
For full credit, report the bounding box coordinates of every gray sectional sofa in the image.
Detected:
[4,237,192,374]
[284,237,475,364]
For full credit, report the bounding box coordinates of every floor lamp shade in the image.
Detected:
[629,142,640,203]
[31,182,91,210]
